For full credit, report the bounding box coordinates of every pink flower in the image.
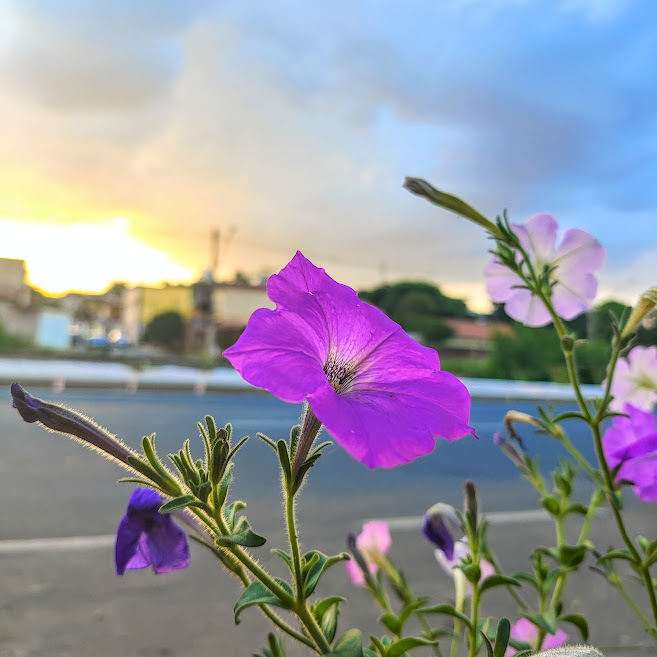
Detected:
[608,346,657,413]
[505,618,568,656]
[223,251,475,469]
[346,521,391,586]
[485,214,605,327]
[433,539,495,596]
[603,403,657,501]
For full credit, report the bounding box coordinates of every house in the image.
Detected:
[440,317,515,361]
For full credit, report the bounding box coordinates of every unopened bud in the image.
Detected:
[423,503,464,559]
[620,287,657,343]
[463,480,478,531]
[494,432,529,475]
[504,410,541,441]
[11,382,135,465]
[402,177,504,238]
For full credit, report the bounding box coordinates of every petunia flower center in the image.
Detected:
[323,353,358,394]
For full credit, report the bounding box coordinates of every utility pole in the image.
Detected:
[205,228,220,360]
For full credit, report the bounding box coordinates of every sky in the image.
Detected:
[0,0,655,312]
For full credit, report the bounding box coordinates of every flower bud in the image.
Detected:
[402,177,504,238]
[504,410,540,441]
[463,480,478,532]
[620,287,657,343]
[422,503,464,560]
[11,382,135,465]
[494,432,529,475]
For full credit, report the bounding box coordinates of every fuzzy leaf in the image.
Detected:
[233,580,293,624]
[560,613,589,641]
[387,636,437,657]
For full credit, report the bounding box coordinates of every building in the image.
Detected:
[440,317,515,361]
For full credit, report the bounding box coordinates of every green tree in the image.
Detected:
[144,311,186,351]
[359,281,469,344]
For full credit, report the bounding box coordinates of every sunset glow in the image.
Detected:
[0,216,195,295]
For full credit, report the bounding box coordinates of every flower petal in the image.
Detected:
[517,214,558,264]
[553,228,605,271]
[222,308,329,403]
[309,340,474,468]
[144,517,191,574]
[115,516,147,575]
[503,287,552,327]
[356,521,392,555]
[484,258,524,304]
[268,251,401,365]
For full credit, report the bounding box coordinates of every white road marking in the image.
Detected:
[0,534,115,554]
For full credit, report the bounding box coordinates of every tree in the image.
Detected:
[144,311,186,351]
[359,281,469,344]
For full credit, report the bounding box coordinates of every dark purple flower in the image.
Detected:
[223,252,475,469]
[603,403,657,501]
[422,503,463,559]
[116,488,190,575]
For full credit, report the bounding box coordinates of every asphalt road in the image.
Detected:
[1,389,655,656]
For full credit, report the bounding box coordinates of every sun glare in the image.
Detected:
[0,216,195,295]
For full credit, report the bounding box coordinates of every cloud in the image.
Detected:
[0,0,655,308]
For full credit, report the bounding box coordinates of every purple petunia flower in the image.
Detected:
[484,214,605,327]
[505,618,568,656]
[116,488,190,575]
[223,252,475,469]
[603,403,657,501]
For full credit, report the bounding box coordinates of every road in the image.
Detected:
[1,389,655,656]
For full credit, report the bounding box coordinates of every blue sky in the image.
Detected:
[0,0,655,309]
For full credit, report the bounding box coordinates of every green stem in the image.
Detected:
[590,421,657,637]
[469,586,480,657]
[556,432,597,477]
[610,573,655,638]
[486,552,529,608]
[285,490,332,654]
[286,492,305,599]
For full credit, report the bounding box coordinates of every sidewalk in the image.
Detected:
[0,357,601,400]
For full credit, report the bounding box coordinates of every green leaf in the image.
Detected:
[228,435,250,463]
[224,500,247,529]
[421,604,473,631]
[215,466,233,509]
[303,551,349,597]
[560,613,589,641]
[387,636,437,657]
[564,503,588,516]
[379,613,401,636]
[540,496,561,516]
[510,572,539,590]
[257,432,278,452]
[558,544,587,568]
[323,629,363,657]
[321,599,340,644]
[492,618,511,657]
[313,596,345,622]
[272,549,293,571]
[159,495,208,514]
[233,580,293,624]
[277,440,292,487]
[478,574,521,596]
[522,610,556,635]
[219,516,266,548]
[597,548,633,563]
